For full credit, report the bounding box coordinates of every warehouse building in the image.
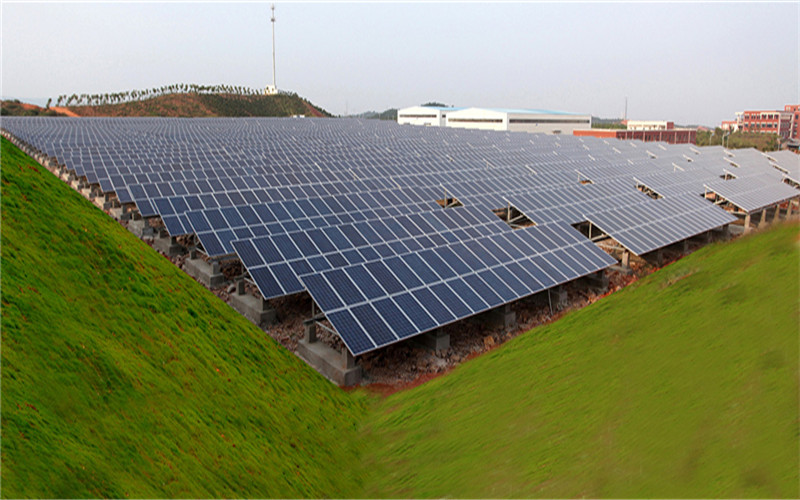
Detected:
[397,106,463,127]
[444,107,592,135]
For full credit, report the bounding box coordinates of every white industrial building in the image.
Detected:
[397,106,464,127]
[445,107,592,135]
[625,120,674,131]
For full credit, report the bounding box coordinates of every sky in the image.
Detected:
[1,1,798,126]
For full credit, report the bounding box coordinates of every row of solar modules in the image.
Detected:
[151,183,443,234]
[764,151,800,184]
[704,177,800,213]
[505,182,653,225]
[299,222,617,355]
[587,194,738,255]
[230,206,509,299]
[2,117,794,357]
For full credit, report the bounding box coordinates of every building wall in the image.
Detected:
[786,105,800,140]
[573,128,696,144]
[626,120,674,131]
[506,114,592,135]
[397,106,444,127]
[445,108,508,131]
[445,108,591,134]
[573,129,617,139]
[740,110,792,139]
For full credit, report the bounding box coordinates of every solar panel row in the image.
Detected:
[2,116,795,356]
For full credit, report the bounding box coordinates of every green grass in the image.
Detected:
[3,134,799,498]
[0,137,366,498]
[360,222,799,498]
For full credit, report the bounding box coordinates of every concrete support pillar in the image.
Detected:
[787,201,794,219]
[211,261,221,275]
[721,224,730,241]
[683,239,690,255]
[773,204,782,222]
[415,329,450,351]
[236,279,246,296]
[759,209,769,228]
[552,285,569,311]
[655,248,664,267]
[744,213,751,234]
[153,234,183,256]
[584,270,609,294]
[342,349,356,370]
[621,250,631,268]
[304,322,317,344]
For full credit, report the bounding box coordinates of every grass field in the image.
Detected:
[0,137,366,498]
[2,135,798,498]
[359,221,799,498]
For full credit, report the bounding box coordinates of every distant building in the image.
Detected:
[785,104,800,140]
[397,106,463,127]
[624,120,674,131]
[573,127,696,144]
[740,109,793,139]
[720,105,799,140]
[264,85,278,96]
[721,120,740,132]
[443,107,592,135]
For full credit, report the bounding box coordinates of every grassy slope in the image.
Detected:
[0,136,365,498]
[61,93,331,118]
[361,223,799,498]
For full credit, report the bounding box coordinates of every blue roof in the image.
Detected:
[484,107,584,116]
[418,106,465,111]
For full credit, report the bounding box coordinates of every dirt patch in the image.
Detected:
[50,106,80,117]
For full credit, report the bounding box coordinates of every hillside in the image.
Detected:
[1,100,64,117]
[0,137,365,498]
[49,92,332,118]
[360,222,799,498]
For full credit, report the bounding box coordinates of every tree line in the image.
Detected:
[53,84,283,108]
[696,127,781,152]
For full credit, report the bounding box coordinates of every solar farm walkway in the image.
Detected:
[3,117,797,383]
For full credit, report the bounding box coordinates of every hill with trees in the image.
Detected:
[352,109,398,121]
[1,100,64,117]
[4,84,332,118]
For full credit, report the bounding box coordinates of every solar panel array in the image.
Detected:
[3,116,797,355]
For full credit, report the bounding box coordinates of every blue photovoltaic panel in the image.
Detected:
[3,116,777,357]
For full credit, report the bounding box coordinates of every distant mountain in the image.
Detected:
[48,92,332,118]
[353,109,397,121]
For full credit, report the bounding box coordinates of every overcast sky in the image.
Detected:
[2,1,798,126]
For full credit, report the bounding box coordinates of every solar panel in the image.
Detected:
[588,194,737,255]
[2,115,787,357]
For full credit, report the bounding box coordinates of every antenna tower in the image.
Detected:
[271,4,277,91]
[624,96,628,121]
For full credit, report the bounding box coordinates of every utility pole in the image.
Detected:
[624,96,628,122]
[271,4,277,91]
